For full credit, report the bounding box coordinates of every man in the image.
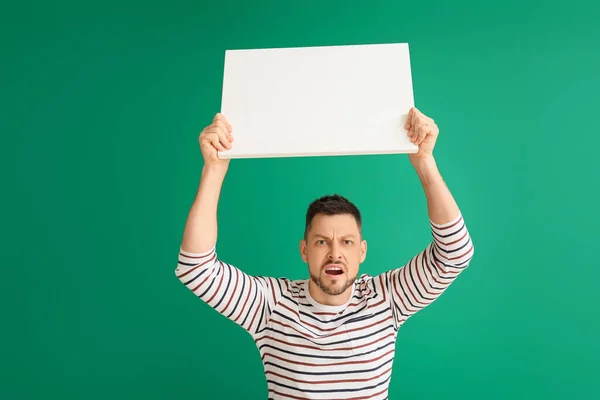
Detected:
[175,107,474,399]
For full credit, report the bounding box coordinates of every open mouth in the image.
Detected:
[325,266,344,276]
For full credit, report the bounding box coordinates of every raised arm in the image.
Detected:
[382,108,475,327]
[175,114,283,335]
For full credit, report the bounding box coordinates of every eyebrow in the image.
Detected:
[312,234,357,239]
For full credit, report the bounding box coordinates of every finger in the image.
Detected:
[405,108,414,129]
[213,113,233,133]
[217,127,232,149]
[416,125,431,145]
[205,127,232,149]
[409,124,421,144]
[411,108,420,127]
[200,129,225,151]
[209,134,226,152]
[409,127,419,142]
[213,120,230,137]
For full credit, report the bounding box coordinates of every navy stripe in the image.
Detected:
[406,256,433,303]
[431,221,465,239]
[264,357,394,376]
[297,302,369,325]
[431,248,469,270]
[276,278,285,299]
[424,250,458,279]
[267,374,391,394]
[343,308,389,326]
[268,308,388,338]
[257,322,393,351]
[384,272,390,294]
[256,303,266,334]
[226,268,246,319]
[270,309,332,337]
[407,257,442,302]
[213,261,232,309]
[420,253,448,292]
[178,261,202,267]
[261,340,394,361]
[434,235,471,255]
[390,290,410,319]
[182,265,210,286]
[197,269,217,298]
[240,280,259,327]
[394,270,419,311]
[257,327,356,347]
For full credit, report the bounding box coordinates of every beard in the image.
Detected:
[310,268,357,296]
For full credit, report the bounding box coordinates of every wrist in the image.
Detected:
[200,164,228,187]
[202,163,228,177]
[410,155,441,185]
[410,154,436,171]
[197,163,227,200]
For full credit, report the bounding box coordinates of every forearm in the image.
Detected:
[176,165,280,335]
[181,165,227,253]
[411,156,460,225]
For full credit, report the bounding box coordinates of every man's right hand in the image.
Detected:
[199,113,234,171]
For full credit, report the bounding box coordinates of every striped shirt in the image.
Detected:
[175,213,474,399]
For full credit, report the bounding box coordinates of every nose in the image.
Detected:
[328,242,342,260]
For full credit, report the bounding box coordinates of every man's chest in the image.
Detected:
[257,299,397,360]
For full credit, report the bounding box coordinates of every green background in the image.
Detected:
[2,0,599,399]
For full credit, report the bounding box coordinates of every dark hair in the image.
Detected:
[304,194,362,239]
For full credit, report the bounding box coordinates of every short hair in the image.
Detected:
[304,194,362,239]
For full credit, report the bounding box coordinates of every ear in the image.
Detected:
[360,239,367,263]
[300,239,308,263]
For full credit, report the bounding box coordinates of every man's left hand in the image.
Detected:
[404,107,439,160]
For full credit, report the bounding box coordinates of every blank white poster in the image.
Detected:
[219,42,417,159]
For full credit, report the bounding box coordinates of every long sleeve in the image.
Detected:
[384,213,474,328]
[175,245,285,336]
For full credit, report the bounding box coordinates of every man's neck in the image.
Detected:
[307,280,354,307]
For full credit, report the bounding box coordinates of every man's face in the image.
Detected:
[300,213,367,297]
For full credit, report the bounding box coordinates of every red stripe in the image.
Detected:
[179,249,213,259]
[256,331,395,353]
[431,247,462,275]
[422,251,447,286]
[269,314,392,340]
[233,278,254,323]
[378,274,386,303]
[269,387,388,400]
[262,347,395,367]
[444,228,468,246]
[412,254,438,297]
[266,366,391,385]
[448,243,474,261]
[399,261,428,307]
[391,273,416,314]
[248,291,263,331]
[221,267,239,313]
[205,262,225,303]
[312,300,362,315]
[269,277,277,308]
[191,268,215,292]
[432,215,463,231]
[176,252,216,278]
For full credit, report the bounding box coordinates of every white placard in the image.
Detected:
[219,43,417,159]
